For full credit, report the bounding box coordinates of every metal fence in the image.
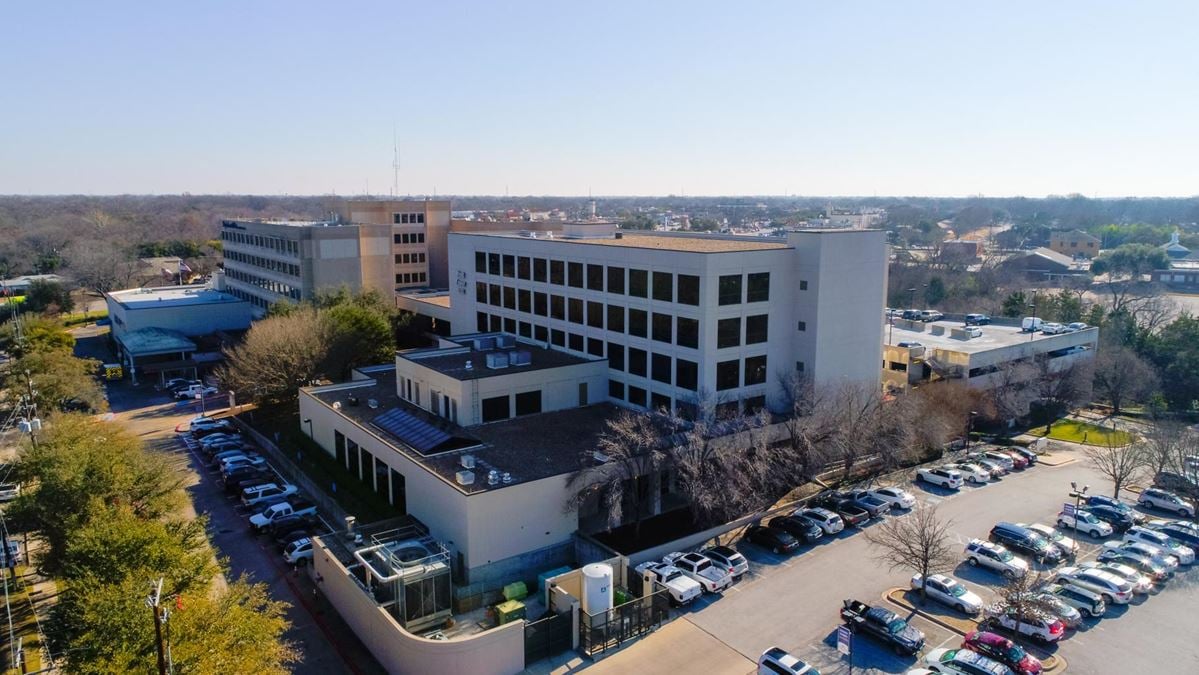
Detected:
[578,587,671,657]
[524,611,572,663]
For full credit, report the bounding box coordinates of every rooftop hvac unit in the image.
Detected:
[487,469,500,485]
[510,350,532,366]
[464,360,473,370]
[455,470,475,486]
[460,454,476,469]
[367,398,379,409]
[496,335,516,348]
[501,472,513,483]
[485,352,510,369]
[474,336,495,351]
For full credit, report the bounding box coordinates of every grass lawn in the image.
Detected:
[1030,419,1133,446]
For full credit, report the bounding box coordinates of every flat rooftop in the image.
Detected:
[108,285,246,310]
[885,320,1097,354]
[305,379,614,494]
[455,230,791,253]
[222,218,343,227]
[399,333,600,381]
[397,289,452,308]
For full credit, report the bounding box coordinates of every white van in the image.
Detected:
[1022,317,1044,332]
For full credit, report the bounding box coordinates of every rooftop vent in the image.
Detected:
[455,470,475,486]
[464,360,473,370]
[367,398,379,409]
[487,469,500,485]
[510,350,532,366]
[474,336,496,351]
[332,401,342,410]
[485,352,510,369]
[496,335,516,348]
[460,454,476,469]
[501,472,513,484]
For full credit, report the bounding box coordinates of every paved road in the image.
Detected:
[576,448,1199,674]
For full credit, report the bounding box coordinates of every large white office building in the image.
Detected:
[444,221,887,415]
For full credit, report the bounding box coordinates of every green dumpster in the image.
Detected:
[495,599,526,624]
[503,581,528,602]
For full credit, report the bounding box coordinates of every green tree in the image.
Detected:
[924,277,946,306]
[324,302,396,379]
[1000,291,1028,318]
[1147,315,1199,409]
[11,348,107,413]
[1090,243,1171,278]
[23,279,74,314]
[0,315,75,357]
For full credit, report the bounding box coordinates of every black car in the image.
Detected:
[1150,522,1199,549]
[840,599,925,656]
[1086,495,1146,524]
[191,421,235,438]
[769,515,823,543]
[989,521,1061,563]
[268,514,317,537]
[1087,504,1136,532]
[964,314,992,326]
[274,528,311,551]
[744,525,800,554]
[1008,447,1038,465]
[225,472,275,494]
[1155,471,1199,494]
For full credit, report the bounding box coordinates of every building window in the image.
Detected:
[488,253,500,275]
[651,392,671,412]
[608,342,625,371]
[716,360,740,390]
[677,274,700,305]
[747,272,770,302]
[607,266,625,294]
[587,301,604,329]
[481,395,510,423]
[533,257,547,282]
[499,254,513,278]
[519,289,531,313]
[744,355,767,385]
[795,361,805,373]
[717,317,741,349]
[718,275,742,305]
[475,251,486,273]
[503,286,516,310]
[518,321,532,338]
[677,317,699,349]
[568,262,584,288]
[627,385,647,407]
[517,256,531,280]
[534,292,548,316]
[551,329,565,347]
[652,271,673,302]
[569,333,584,352]
[475,282,487,303]
[503,317,516,334]
[628,348,647,377]
[652,312,672,343]
[799,280,808,291]
[746,315,768,344]
[744,395,766,413]
[515,390,542,416]
[628,309,648,338]
[676,359,698,391]
[797,320,806,331]
[587,264,604,291]
[551,294,565,320]
[607,305,625,333]
[488,284,501,306]
[568,298,584,324]
[609,379,624,399]
[629,269,648,298]
[651,353,672,384]
[476,312,488,332]
[550,260,565,285]
[490,315,502,332]
[534,325,548,342]
[588,337,604,356]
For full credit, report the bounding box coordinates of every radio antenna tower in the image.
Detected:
[391,126,400,197]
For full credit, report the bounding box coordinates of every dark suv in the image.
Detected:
[989,521,1062,563]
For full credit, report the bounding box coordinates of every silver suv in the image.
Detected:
[964,539,1028,578]
[1138,488,1195,518]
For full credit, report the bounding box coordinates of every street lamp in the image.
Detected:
[1068,482,1089,556]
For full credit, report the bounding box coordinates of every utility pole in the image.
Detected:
[147,578,167,675]
[2,518,16,672]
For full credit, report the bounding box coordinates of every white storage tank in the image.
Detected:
[581,563,613,615]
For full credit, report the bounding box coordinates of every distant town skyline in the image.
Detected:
[3,1,1197,197]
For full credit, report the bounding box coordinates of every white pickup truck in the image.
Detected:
[249,500,318,532]
[634,561,702,605]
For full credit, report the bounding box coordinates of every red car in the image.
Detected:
[962,630,1042,675]
[999,450,1029,470]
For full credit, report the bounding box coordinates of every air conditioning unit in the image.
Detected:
[487,470,500,485]
[510,350,532,366]
[460,454,476,469]
[485,352,510,369]
[456,470,475,486]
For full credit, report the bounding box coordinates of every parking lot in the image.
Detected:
[581,446,1199,674]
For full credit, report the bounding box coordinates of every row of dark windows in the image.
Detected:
[396,272,427,285]
[393,212,426,224]
[396,252,427,264]
[225,251,300,277]
[225,267,301,301]
[221,229,300,256]
[473,251,715,305]
[607,380,767,419]
[395,232,426,244]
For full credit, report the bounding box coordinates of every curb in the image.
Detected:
[1037,455,1076,467]
[883,589,1067,673]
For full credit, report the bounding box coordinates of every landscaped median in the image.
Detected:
[884,588,1066,673]
[1029,420,1132,447]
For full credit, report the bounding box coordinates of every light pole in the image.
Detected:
[1068,482,1089,553]
[1028,290,1039,341]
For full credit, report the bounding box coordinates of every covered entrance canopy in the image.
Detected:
[112,327,197,384]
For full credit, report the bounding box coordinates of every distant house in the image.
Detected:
[999,247,1088,280]
[1160,231,1196,260]
[940,239,983,262]
[0,274,67,296]
[1048,229,1101,259]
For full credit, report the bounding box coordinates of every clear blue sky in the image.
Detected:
[2,1,1197,197]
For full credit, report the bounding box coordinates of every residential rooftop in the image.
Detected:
[304,379,612,494]
[885,320,1097,354]
[399,333,600,382]
[454,230,792,253]
[107,285,246,310]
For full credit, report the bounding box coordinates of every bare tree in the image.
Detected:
[987,572,1059,647]
[1092,343,1159,415]
[64,240,140,295]
[1139,421,1192,477]
[865,504,956,605]
[1083,436,1145,499]
[1033,356,1093,433]
[567,410,671,536]
[216,308,331,403]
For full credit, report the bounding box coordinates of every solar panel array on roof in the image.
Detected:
[371,408,453,455]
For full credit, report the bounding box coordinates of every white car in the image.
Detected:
[757,647,816,674]
[964,539,1028,578]
[1055,566,1134,604]
[923,647,1012,675]
[1020,522,1078,559]
[634,561,702,605]
[1057,509,1113,538]
[176,385,219,400]
[917,467,963,489]
[1081,561,1152,594]
[1138,488,1196,518]
[663,552,731,593]
[1124,526,1195,564]
[0,482,21,502]
[980,452,1015,471]
[283,537,314,565]
[702,545,749,578]
[1103,540,1180,572]
[869,486,917,510]
[946,463,991,485]
[220,454,267,473]
[910,573,983,615]
[1041,322,1066,335]
[983,606,1066,643]
[795,507,844,535]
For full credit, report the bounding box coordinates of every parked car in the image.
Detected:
[902,309,924,321]
[769,515,823,544]
[744,525,801,554]
[897,340,924,349]
[223,466,273,489]
[164,377,201,392]
[757,647,818,675]
[829,502,870,527]
[840,599,925,655]
[635,562,703,606]
[268,514,317,537]
[989,522,1062,563]
[1138,488,1195,518]
[1054,566,1134,605]
[1081,561,1152,594]
[1021,317,1044,333]
[981,606,1065,644]
[189,417,234,437]
[1123,525,1195,564]
[920,310,945,322]
[867,486,917,510]
[1154,471,1199,494]
[1057,508,1114,538]
[1086,495,1145,524]
[996,450,1029,470]
[1040,322,1066,335]
[274,528,311,552]
[191,422,236,438]
[923,647,1013,675]
[283,537,314,566]
[1102,540,1180,573]
[1086,504,1137,533]
[220,454,268,474]
[961,630,1043,674]
[1098,547,1171,582]
[0,482,21,502]
[1044,582,1106,618]
[917,467,963,489]
[981,451,1015,471]
[1007,447,1038,466]
[198,432,242,449]
[1031,591,1082,629]
[947,462,992,485]
[842,490,894,518]
[663,551,732,592]
[969,457,1008,478]
[795,507,844,535]
[1146,519,1199,549]
[910,573,983,615]
[964,539,1028,579]
[249,500,318,532]
[1017,522,1077,559]
[176,384,219,400]
[241,483,298,507]
[1066,322,1089,332]
[964,314,992,326]
[209,447,249,466]
[702,545,750,578]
